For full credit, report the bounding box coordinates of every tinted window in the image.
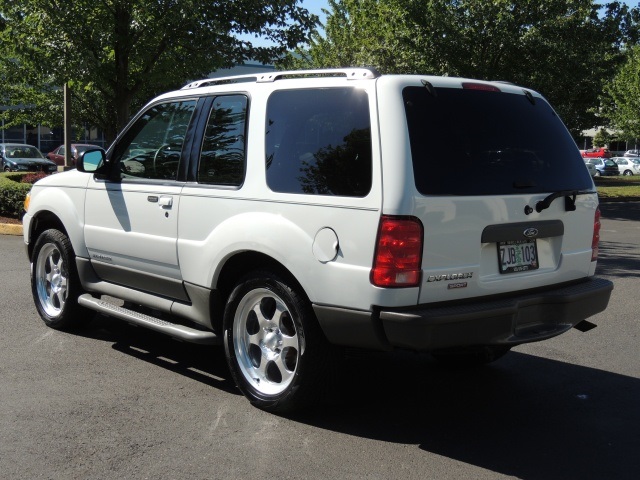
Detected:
[112,100,196,180]
[403,87,593,195]
[198,95,247,186]
[5,146,43,158]
[266,88,372,197]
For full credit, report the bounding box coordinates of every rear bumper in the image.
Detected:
[379,277,613,351]
[314,277,613,351]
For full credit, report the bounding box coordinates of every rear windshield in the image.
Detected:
[403,86,593,195]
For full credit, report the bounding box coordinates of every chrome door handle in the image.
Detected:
[158,196,173,207]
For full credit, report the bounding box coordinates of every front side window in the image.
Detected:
[265,88,372,197]
[111,100,196,180]
[198,95,247,186]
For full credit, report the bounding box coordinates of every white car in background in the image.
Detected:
[583,160,597,177]
[612,156,640,176]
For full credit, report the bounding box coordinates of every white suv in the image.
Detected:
[23,68,613,412]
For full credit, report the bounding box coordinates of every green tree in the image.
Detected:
[280,0,638,137]
[0,0,317,142]
[593,128,612,147]
[603,45,640,141]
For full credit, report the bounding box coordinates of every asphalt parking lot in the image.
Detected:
[0,202,638,479]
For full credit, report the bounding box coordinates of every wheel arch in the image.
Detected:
[211,251,306,333]
[27,211,69,260]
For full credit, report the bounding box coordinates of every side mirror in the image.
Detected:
[76,148,106,173]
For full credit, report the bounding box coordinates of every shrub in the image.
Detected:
[0,175,32,217]
[21,171,49,184]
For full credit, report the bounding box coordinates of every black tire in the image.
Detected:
[31,229,88,329]
[594,170,601,177]
[623,170,633,176]
[223,271,336,412]
[431,345,511,368]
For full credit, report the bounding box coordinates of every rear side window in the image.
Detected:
[266,88,372,197]
[403,86,593,195]
[198,95,247,186]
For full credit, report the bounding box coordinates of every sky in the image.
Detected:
[303,0,329,24]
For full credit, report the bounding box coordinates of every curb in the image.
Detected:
[0,223,23,236]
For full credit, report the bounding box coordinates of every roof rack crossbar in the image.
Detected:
[181,67,380,90]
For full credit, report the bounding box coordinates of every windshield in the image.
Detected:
[403,86,593,195]
[5,146,44,159]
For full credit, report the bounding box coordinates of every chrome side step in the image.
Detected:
[78,294,221,345]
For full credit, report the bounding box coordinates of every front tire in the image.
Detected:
[31,229,87,329]
[623,170,633,176]
[223,271,335,412]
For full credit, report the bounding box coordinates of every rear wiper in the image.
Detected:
[533,190,593,213]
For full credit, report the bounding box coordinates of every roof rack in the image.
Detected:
[181,67,381,90]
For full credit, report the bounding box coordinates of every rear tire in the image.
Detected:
[223,271,336,412]
[431,345,511,368]
[31,229,88,329]
[623,170,633,176]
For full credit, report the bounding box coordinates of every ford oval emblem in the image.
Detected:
[523,227,539,238]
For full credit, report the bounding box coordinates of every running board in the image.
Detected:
[78,294,221,345]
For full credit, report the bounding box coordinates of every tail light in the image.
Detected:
[591,207,601,261]
[371,216,423,287]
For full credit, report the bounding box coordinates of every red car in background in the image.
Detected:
[580,147,612,158]
[46,144,104,166]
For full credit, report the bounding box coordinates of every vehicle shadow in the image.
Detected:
[599,200,640,222]
[73,314,639,479]
[74,313,240,396]
[597,240,640,278]
[291,349,640,480]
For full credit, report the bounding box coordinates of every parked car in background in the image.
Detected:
[0,143,57,173]
[586,158,619,176]
[46,144,104,166]
[623,149,639,157]
[580,147,612,158]
[612,156,640,176]
[583,160,597,177]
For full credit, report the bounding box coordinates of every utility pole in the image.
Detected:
[63,83,72,170]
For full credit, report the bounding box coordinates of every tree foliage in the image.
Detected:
[593,128,612,147]
[603,45,640,141]
[0,0,317,142]
[280,0,639,137]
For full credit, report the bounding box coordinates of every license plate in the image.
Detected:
[498,239,538,273]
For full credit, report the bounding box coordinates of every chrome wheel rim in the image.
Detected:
[233,288,301,395]
[35,243,67,317]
